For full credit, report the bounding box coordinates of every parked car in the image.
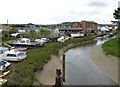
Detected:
[0,60,11,71]
[0,50,27,61]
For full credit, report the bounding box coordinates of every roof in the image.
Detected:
[0,26,12,29]
[58,28,83,30]
[20,38,30,41]
[4,50,26,54]
[11,33,21,37]
[81,20,98,24]
[0,60,7,66]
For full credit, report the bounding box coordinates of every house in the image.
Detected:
[0,25,12,31]
[99,24,116,32]
[111,21,118,30]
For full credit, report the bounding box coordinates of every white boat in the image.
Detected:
[0,60,11,71]
[0,47,9,54]
[9,38,44,48]
[0,50,27,61]
[0,78,7,87]
[57,36,71,42]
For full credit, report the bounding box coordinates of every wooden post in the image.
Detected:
[62,54,65,82]
[53,69,63,87]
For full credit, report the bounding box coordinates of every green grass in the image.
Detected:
[102,38,119,58]
[2,37,15,44]
[5,36,94,85]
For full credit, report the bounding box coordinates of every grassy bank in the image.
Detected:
[5,36,94,85]
[102,38,119,58]
[2,37,15,45]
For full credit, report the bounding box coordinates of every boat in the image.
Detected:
[0,60,11,72]
[0,47,9,54]
[14,47,27,51]
[9,38,44,48]
[0,78,7,87]
[0,49,27,61]
[0,70,10,78]
[108,32,113,37]
[57,36,71,42]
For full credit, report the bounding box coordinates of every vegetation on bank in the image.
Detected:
[2,37,15,44]
[102,38,119,58]
[5,36,94,85]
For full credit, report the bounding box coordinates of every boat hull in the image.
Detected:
[9,43,44,48]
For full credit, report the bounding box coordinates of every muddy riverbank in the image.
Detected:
[90,45,118,84]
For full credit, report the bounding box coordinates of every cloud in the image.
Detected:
[88,1,107,7]
[0,0,118,24]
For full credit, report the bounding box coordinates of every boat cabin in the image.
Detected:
[1,50,27,61]
[0,60,11,71]
[17,38,32,45]
[0,47,9,54]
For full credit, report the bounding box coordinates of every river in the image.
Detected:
[65,36,117,85]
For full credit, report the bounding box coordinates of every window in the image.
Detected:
[18,53,25,56]
[26,40,29,43]
[7,54,17,57]
[20,40,25,43]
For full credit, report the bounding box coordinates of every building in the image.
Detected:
[80,20,98,33]
[58,28,83,34]
[99,24,116,31]
[72,22,81,28]
[0,25,12,31]
[72,20,98,33]
[111,21,118,30]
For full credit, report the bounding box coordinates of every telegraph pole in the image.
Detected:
[7,19,8,25]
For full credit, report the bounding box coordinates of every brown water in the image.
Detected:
[65,37,117,85]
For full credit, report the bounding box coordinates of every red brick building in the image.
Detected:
[72,22,81,28]
[80,20,98,32]
[72,20,98,33]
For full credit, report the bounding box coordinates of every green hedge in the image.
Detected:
[6,36,94,85]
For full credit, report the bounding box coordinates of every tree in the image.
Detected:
[29,29,36,38]
[2,31,9,37]
[113,8,120,19]
[9,28,18,34]
[39,28,51,37]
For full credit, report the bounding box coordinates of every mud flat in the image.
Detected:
[90,45,118,84]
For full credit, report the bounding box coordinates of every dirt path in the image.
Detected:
[33,55,62,85]
[90,45,118,84]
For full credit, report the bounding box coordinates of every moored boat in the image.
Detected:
[9,38,44,48]
[0,49,27,61]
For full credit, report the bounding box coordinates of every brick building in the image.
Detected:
[72,22,81,28]
[72,20,98,33]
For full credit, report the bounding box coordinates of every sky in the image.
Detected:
[0,0,119,24]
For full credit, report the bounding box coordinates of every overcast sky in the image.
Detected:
[0,0,119,24]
